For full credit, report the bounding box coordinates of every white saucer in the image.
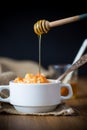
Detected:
[13,105,57,113]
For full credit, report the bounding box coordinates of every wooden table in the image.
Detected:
[0,77,87,130]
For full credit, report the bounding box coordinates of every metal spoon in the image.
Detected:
[62,39,87,83]
[56,53,87,82]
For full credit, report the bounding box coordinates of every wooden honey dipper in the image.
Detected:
[34,13,87,35]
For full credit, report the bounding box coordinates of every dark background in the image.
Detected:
[0,1,87,76]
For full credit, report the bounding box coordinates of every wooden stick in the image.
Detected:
[34,13,87,35]
[49,13,87,28]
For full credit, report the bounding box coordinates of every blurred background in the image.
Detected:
[0,1,87,76]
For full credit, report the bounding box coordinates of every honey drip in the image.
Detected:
[38,35,41,74]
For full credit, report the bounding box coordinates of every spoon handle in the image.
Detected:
[57,53,87,81]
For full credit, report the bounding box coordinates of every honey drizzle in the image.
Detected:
[38,35,41,74]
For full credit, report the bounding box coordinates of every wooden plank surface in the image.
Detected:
[0,77,87,130]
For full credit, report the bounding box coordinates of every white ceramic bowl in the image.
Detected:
[0,80,73,113]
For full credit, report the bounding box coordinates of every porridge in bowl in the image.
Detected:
[14,73,49,84]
